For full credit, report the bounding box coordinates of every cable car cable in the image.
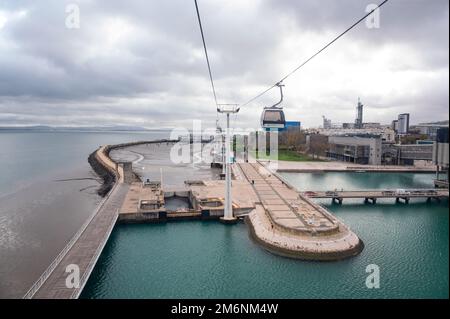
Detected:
[240,0,389,108]
[194,0,219,110]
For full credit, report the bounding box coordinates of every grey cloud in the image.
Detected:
[0,0,448,128]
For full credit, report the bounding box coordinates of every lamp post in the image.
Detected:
[217,104,239,223]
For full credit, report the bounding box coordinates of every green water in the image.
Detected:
[81,173,449,299]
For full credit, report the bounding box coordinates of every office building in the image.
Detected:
[397,113,410,135]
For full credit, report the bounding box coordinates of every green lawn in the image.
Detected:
[250,149,323,162]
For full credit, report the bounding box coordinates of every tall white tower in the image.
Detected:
[355,97,364,129]
[217,104,239,223]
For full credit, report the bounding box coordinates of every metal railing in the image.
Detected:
[71,210,119,299]
[23,152,120,299]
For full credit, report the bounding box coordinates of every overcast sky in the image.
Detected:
[0,0,448,129]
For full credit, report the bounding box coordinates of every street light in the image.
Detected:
[217,104,239,223]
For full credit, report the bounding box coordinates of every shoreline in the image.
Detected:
[88,139,179,197]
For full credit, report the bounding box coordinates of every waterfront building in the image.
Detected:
[326,134,382,165]
[318,127,395,143]
[433,127,449,186]
[414,122,449,139]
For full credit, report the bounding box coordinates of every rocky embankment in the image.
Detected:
[88,139,179,197]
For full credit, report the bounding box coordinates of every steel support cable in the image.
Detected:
[239,0,389,108]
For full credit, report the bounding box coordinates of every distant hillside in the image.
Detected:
[0,125,172,132]
[417,120,449,126]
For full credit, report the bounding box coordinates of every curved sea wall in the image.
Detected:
[88,139,178,196]
[88,149,117,197]
[245,210,364,261]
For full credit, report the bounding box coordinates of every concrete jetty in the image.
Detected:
[117,179,257,222]
[237,163,364,260]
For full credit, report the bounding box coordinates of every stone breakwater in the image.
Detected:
[88,139,178,197]
[88,149,116,197]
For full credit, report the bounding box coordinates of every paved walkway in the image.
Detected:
[28,183,129,299]
[238,163,338,234]
[238,162,361,258]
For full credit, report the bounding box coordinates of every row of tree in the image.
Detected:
[278,130,329,159]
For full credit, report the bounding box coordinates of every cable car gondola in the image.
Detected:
[261,82,286,130]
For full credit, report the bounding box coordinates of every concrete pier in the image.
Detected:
[237,162,364,260]
[24,145,129,299]
[434,179,449,188]
[303,189,449,204]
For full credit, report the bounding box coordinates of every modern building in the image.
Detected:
[397,113,410,135]
[326,134,382,165]
[318,127,395,143]
[391,120,399,132]
[322,116,332,129]
[362,122,381,129]
[282,121,301,132]
[381,142,434,166]
[342,122,355,129]
[354,98,364,129]
[414,123,449,139]
[433,127,449,187]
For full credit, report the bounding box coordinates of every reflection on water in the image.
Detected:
[280,171,436,191]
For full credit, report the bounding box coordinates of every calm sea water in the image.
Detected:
[0,130,169,298]
[81,172,448,299]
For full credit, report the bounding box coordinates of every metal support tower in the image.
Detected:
[217,104,239,222]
